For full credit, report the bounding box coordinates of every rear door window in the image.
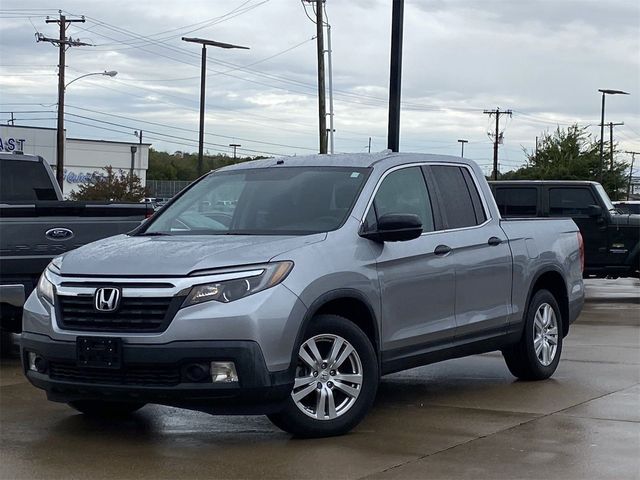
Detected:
[429,166,483,229]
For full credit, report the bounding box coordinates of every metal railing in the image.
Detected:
[146,180,192,198]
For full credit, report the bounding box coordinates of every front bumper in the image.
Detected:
[0,284,26,307]
[21,332,294,414]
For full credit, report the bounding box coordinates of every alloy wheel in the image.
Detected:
[533,302,559,366]
[292,334,363,420]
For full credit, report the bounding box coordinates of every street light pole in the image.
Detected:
[54,69,117,191]
[387,0,405,152]
[457,139,468,158]
[598,89,630,181]
[182,37,249,176]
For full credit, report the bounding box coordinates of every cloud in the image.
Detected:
[0,0,638,167]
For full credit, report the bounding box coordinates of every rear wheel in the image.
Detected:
[503,289,563,380]
[0,331,15,358]
[68,401,146,417]
[268,314,378,438]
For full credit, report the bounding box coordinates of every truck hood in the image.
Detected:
[58,233,326,276]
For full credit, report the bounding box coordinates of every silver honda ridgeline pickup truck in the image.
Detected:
[22,153,584,437]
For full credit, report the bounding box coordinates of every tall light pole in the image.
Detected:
[182,37,249,176]
[458,139,468,158]
[64,70,117,89]
[598,89,629,181]
[387,0,404,152]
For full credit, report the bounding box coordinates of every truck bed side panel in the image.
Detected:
[499,218,584,330]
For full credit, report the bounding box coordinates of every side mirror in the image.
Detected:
[588,205,603,217]
[360,213,423,242]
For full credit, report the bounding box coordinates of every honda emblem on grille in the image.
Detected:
[95,288,121,312]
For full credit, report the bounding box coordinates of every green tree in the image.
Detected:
[500,125,629,200]
[147,148,265,181]
[68,166,148,202]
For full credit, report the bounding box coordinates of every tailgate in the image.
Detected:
[0,215,146,278]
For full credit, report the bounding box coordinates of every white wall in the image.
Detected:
[0,125,150,196]
[0,125,57,161]
[65,139,149,194]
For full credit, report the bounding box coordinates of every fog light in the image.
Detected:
[184,363,209,382]
[28,352,47,373]
[210,361,238,383]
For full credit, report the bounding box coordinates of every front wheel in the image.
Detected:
[502,289,563,380]
[68,401,146,417]
[268,315,378,438]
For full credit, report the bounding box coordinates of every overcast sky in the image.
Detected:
[1,0,638,174]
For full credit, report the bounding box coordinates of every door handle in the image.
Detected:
[488,237,502,246]
[434,244,452,256]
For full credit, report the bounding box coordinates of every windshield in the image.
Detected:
[595,183,616,212]
[143,166,370,235]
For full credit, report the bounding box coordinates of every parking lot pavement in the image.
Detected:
[1,279,638,480]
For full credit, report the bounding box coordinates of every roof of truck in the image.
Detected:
[489,180,600,185]
[0,153,41,162]
[216,152,473,172]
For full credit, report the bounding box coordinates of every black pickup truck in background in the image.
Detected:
[490,180,640,279]
[0,153,153,352]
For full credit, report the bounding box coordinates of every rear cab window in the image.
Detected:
[494,187,538,217]
[0,159,58,201]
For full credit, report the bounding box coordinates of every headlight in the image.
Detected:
[183,261,293,307]
[37,272,55,305]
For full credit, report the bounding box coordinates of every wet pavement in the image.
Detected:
[1,279,638,479]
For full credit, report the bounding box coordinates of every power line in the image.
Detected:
[63,105,318,152]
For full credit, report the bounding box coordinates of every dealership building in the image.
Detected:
[0,125,151,196]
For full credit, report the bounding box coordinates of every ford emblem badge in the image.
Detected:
[45,228,74,241]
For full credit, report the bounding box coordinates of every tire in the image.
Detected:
[68,400,146,417]
[503,289,563,381]
[268,314,378,438]
[0,331,14,358]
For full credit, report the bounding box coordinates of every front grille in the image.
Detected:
[49,362,181,386]
[57,295,180,333]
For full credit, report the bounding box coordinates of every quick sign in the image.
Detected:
[0,137,26,152]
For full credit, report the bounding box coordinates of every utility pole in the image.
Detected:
[9,112,14,126]
[37,12,90,190]
[483,108,512,180]
[535,136,539,160]
[387,0,404,152]
[457,139,468,158]
[625,151,638,200]
[368,137,372,153]
[229,143,241,159]
[315,0,327,154]
[325,10,335,154]
[598,121,624,170]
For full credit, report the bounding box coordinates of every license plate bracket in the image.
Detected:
[77,336,122,369]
